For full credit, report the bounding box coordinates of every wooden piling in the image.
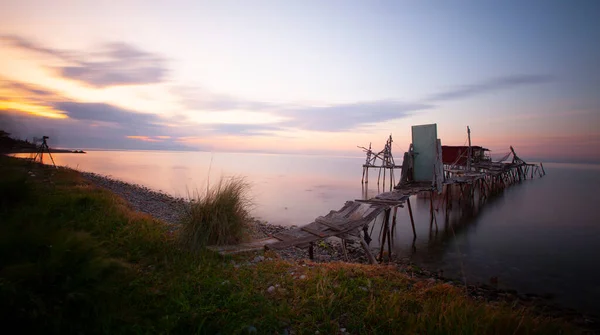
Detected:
[540,162,546,176]
[360,238,376,264]
[387,218,393,260]
[391,206,398,235]
[379,208,391,261]
[407,197,417,240]
[341,239,349,262]
[361,167,366,184]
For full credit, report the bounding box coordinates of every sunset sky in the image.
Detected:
[1,1,599,162]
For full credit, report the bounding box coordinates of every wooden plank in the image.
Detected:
[267,206,385,250]
[268,218,373,250]
[314,218,343,231]
[207,237,281,255]
[355,199,405,206]
[273,231,305,241]
[375,194,410,202]
[301,226,327,237]
[267,234,328,250]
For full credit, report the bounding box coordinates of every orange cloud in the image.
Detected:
[0,80,68,119]
[0,100,67,119]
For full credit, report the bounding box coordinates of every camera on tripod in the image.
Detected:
[33,135,56,167]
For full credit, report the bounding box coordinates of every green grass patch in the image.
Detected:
[0,155,579,334]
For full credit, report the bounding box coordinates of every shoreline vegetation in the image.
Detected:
[0,154,594,334]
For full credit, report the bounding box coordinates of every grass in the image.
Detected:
[180,177,252,250]
[0,155,579,334]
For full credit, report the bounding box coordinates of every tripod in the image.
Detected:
[32,136,56,167]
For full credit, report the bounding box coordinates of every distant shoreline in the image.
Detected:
[6,148,87,154]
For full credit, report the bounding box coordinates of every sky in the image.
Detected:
[0,0,599,162]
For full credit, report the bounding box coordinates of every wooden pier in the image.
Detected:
[216,124,546,264]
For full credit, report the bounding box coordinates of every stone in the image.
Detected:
[267,286,275,294]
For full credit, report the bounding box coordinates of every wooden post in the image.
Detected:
[341,239,349,262]
[430,190,438,231]
[467,126,472,171]
[387,222,393,261]
[309,242,314,260]
[361,167,365,184]
[445,184,450,214]
[531,166,537,179]
[379,208,391,261]
[540,162,546,176]
[360,237,376,264]
[391,206,398,235]
[379,223,387,261]
[407,198,417,240]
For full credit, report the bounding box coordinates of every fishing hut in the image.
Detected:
[215,124,545,265]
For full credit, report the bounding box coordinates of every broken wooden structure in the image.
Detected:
[215,124,545,265]
[358,135,402,190]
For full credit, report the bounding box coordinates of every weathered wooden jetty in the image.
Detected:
[217,124,545,263]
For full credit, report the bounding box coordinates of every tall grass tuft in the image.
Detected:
[180,176,252,250]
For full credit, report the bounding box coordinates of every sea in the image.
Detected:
[16,150,600,316]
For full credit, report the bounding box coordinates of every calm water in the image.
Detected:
[20,151,600,315]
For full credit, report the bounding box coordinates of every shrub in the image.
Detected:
[179,177,252,250]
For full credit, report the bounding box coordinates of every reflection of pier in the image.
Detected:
[221,124,545,264]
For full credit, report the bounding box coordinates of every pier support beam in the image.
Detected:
[360,238,376,264]
[378,208,392,262]
[407,198,417,240]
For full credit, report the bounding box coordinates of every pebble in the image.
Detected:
[267,286,276,294]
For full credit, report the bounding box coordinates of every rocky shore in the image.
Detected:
[82,171,598,331]
[81,172,189,227]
